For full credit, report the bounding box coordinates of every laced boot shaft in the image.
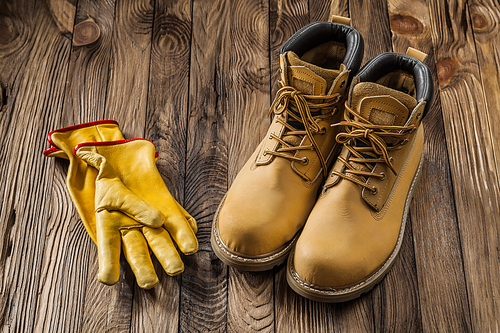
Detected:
[288,50,434,302]
[265,83,342,177]
[332,102,417,193]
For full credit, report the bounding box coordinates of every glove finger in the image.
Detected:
[142,226,184,276]
[173,199,197,234]
[96,211,122,285]
[162,210,198,255]
[121,227,159,289]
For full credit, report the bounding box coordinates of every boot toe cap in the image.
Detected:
[292,237,375,288]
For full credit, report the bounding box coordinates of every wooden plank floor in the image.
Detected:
[0,0,499,331]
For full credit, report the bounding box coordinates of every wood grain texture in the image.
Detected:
[349,0,392,64]
[427,0,500,331]
[61,0,116,124]
[180,0,230,331]
[104,0,154,138]
[387,0,472,331]
[131,0,192,331]
[309,0,336,22]
[469,0,500,189]
[0,1,71,332]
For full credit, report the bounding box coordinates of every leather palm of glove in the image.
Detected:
[44,121,197,289]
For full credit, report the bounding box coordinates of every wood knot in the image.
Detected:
[73,17,100,46]
[0,16,16,45]
[390,14,424,35]
[153,15,190,58]
[436,58,457,85]
[471,13,487,30]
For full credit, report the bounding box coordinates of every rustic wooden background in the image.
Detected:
[0,0,499,331]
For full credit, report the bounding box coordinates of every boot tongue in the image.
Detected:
[281,51,343,147]
[346,82,418,175]
[285,51,342,95]
[350,82,417,126]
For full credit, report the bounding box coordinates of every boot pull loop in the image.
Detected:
[329,15,351,26]
[406,47,427,62]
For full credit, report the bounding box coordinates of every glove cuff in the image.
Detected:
[47,120,119,148]
[74,138,159,159]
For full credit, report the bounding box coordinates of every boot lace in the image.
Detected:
[331,102,417,193]
[265,82,341,178]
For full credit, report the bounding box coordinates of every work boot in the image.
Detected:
[211,18,364,271]
[287,49,434,302]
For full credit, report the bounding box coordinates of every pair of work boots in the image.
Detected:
[44,122,198,289]
[211,16,433,302]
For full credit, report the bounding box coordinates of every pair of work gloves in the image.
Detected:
[43,120,198,289]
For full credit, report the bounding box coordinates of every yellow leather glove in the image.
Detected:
[74,139,198,288]
[44,121,197,241]
[44,121,198,288]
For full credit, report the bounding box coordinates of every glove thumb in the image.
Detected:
[76,147,165,229]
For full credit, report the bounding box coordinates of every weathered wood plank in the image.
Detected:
[0,1,73,332]
[309,0,336,22]
[61,0,116,124]
[426,0,500,331]
[180,0,230,331]
[103,0,154,138]
[387,0,472,331]
[81,1,155,332]
[469,0,500,198]
[130,0,192,331]
[349,0,392,64]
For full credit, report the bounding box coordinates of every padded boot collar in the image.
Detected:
[356,52,434,118]
[280,22,364,75]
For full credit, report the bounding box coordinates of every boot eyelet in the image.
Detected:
[301,157,309,165]
[416,112,421,119]
[389,157,394,164]
[263,149,269,156]
[275,116,280,123]
[340,80,345,88]
[400,139,409,146]
[269,131,275,139]
[320,127,326,134]
[371,186,378,195]
[380,172,386,181]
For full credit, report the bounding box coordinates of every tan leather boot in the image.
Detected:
[287,49,434,302]
[211,19,364,271]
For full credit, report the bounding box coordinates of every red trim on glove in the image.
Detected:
[43,147,60,156]
[47,120,119,147]
[73,138,156,155]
